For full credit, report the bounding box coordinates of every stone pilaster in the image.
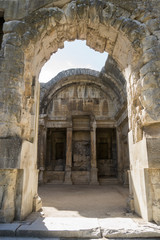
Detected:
[127,170,134,213]
[90,122,99,185]
[38,125,47,183]
[116,127,123,183]
[64,127,72,184]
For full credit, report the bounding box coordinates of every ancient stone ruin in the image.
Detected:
[0,0,160,226]
[38,66,129,186]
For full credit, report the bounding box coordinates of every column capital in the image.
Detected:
[90,125,96,131]
[67,127,72,132]
[117,126,121,132]
[90,120,96,130]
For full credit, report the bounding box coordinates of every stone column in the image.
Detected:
[64,127,72,184]
[127,170,134,212]
[38,126,47,184]
[90,123,99,185]
[46,129,52,170]
[116,127,123,183]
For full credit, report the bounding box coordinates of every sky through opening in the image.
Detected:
[39,40,108,83]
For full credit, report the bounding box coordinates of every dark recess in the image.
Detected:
[0,11,4,49]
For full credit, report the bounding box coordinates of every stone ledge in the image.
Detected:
[16,217,101,238]
[100,218,160,238]
[0,223,21,237]
[1,216,160,238]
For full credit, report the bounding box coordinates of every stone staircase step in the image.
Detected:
[99,177,119,185]
[1,217,160,239]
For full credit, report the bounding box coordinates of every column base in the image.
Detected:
[90,181,99,185]
[38,168,44,184]
[90,167,99,185]
[33,194,42,212]
[127,194,134,213]
[64,166,72,185]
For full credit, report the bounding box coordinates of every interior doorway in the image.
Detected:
[44,128,66,183]
[96,128,117,180]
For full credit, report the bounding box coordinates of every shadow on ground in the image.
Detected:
[38,184,132,218]
[1,185,160,239]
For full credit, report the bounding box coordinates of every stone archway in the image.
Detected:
[0,0,160,224]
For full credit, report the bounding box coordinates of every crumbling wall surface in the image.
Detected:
[0,0,159,223]
[0,169,23,223]
[146,168,160,225]
[1,0,158,141]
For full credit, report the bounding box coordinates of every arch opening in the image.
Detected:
[12,2,145,221]
[1,0,160,225]
[39,40,108,83]
[37,65,130,218]
[38,61,129,186]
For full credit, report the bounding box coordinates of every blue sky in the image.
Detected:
[39,40,108,83]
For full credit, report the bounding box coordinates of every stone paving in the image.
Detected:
[0,238,159,240]
[0,185,160,239]
[1,216,160,238]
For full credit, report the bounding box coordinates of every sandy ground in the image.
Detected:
[38,184,130,218]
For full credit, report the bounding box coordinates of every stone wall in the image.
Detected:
[46,83,116,118]
[40,68,126,116]
[0,169,22,222]
[0,0,160,139]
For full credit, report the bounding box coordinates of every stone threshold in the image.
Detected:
[0,217,160,238]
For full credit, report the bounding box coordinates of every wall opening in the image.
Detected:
[1,0,158,224]
[38,63,128,186]
[96,128,117,180]
[39,40,108,83]
[0,11,4,49]
[44,128,66,184]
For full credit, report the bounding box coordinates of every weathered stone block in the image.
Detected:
[49,7,66,24]
[101,2,115,24]
[77,2,89,20]
[146,18,160,33]
[43,171,65,183]
[72,171,90,184]
[33,194,42,212]
[63,1,77,24]
[147,138,160,168]
[3,33,22,47]
[0,169,18,222]
[3,21,26,35]
[142,35,158,51]
[0,136,22,168]
[147,169,160,224]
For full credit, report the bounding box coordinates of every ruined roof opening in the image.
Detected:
[39,40,108,83]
